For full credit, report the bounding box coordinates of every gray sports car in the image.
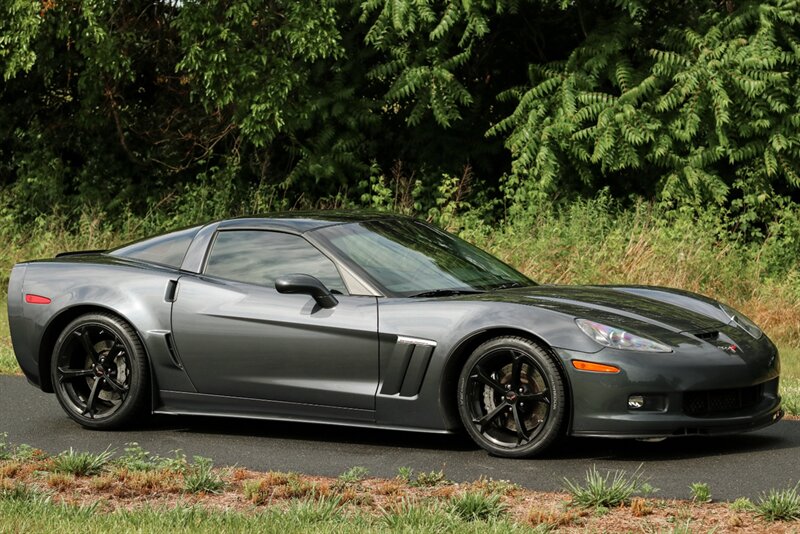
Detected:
[7,213,782,458]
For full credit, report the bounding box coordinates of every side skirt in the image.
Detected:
[155,390,453,435]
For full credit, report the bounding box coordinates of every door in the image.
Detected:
[170,230,379,411]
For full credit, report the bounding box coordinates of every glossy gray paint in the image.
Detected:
[7,214,782,440]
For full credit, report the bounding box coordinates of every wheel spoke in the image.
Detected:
[471,368,506,395]
[473,401,509,433]
[520,389,550,405]
[57,367,94,382]
[74,327,99,364]
[82,378,102,418]
[104,376,128,395]
[510,353,523,389]
[105,342,124,361]
[512,404,530,444]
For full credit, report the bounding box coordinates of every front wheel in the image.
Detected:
[457,336,566,458]
[51,312,150,429]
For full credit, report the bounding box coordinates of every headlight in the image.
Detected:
[576,319,672,352]
[719,303,763,339]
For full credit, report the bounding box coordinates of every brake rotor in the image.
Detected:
[83,340,127,403]
[482,362,547,432]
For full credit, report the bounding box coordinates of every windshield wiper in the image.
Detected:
[408,289,485,298]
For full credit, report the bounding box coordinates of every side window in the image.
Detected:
[205,231,347,294]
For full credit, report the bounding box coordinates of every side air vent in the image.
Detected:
[164,332,184,369]
[380,336,436,397]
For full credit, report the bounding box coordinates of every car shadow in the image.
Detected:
[146,413,799,461]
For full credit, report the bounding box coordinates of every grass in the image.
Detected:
[0,498,538,534]
[0,442,798,531]
[337,466,369,485]
[689,482,712,503]
[0,304,17,375]
[563,465,654,509]
[182,457,225,494]
[51,448,114,477]
[449,491,507,521]
[410,469,449,487]
[755,484,800,521]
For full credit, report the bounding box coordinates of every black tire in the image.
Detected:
[51,312,150,429]
[457,336,566,458]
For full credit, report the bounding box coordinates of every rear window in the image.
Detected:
[110,225,201,268]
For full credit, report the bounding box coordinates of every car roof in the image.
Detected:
[218,211,401,233]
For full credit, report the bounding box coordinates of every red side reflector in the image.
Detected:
[25,294,51,305]
[572,360,620,373]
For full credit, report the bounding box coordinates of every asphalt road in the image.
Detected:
[1,375,798,501]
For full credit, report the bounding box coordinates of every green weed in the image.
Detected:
[338,466,369,485]
[183,457,225,494]
[381,500,453,531]
[449,491,507,521]
[564,465,654,509]
[689,482,711,503]
[755,484,800,521]
[411,469,448,487]
[52,447,114,477]
[0,433,9,460]
[730,497,754,512]
[0,482,43,502]
[286,496,344,523]
[396,466,413,482]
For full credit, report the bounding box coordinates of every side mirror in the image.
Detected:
[275,274,339,309]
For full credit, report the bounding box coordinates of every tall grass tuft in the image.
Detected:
[564,465,653,509]
[450,491,507,521]
[183,457,225,494]
[51,447,114,477]
[755,484,800,521]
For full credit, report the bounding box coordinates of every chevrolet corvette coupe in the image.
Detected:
[7,213,782,457]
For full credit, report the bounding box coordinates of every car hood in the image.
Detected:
[468,285,728,334]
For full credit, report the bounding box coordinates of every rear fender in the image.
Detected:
[15,262,196,396]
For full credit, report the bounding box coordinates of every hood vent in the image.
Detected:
[693,330,719,342]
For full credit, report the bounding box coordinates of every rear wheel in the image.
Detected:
[51,313,149,429]
[457,336,565,458]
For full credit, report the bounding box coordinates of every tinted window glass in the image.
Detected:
[314,219,532,295]
[111,226,201,268]
[205,231,347,293]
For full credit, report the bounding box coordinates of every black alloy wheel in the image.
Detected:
[51,312,149,429]
[457,336,565,458]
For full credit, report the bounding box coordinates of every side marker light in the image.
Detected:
[25,294,51,305]
[571,360,620,373]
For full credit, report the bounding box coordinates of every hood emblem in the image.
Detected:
[721,343,738,354]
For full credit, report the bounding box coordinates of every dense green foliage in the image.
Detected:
[1,0,799,228]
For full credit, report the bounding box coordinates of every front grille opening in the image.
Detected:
[683,384,762,416]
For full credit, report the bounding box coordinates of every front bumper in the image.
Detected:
[558,338,782,438]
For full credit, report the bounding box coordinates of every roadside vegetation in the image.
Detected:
[1,439,799,532]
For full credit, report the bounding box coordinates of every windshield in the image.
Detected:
[313,218,533,296]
